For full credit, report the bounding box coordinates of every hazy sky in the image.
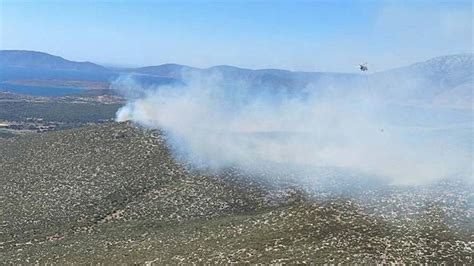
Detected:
[0,0,472,72]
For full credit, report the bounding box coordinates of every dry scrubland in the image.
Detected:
[0,122,472,263]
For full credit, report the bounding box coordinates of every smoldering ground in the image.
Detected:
[114,70,472,187]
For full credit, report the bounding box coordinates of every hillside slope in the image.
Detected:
[0,123,472,263]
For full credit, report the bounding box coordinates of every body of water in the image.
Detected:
[0,83,86,96]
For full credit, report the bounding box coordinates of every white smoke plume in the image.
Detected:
[115,71,472,185]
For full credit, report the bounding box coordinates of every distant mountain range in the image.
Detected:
[0,50,108,72]
[0,50,472,108]
[369,54,473,106]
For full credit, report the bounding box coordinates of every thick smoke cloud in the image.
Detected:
[115,71,472,185]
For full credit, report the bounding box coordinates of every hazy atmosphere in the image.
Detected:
[0,0,473,264]
[1,0,472,71]
[115,67,472,185]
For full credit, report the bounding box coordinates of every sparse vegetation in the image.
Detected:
[0,102,121,123]
[0,129,17,138]
[0,123,472,264]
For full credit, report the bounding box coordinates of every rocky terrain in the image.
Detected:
[0,122,472,263]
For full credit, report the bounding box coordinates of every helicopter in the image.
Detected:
[359,63,368,72]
